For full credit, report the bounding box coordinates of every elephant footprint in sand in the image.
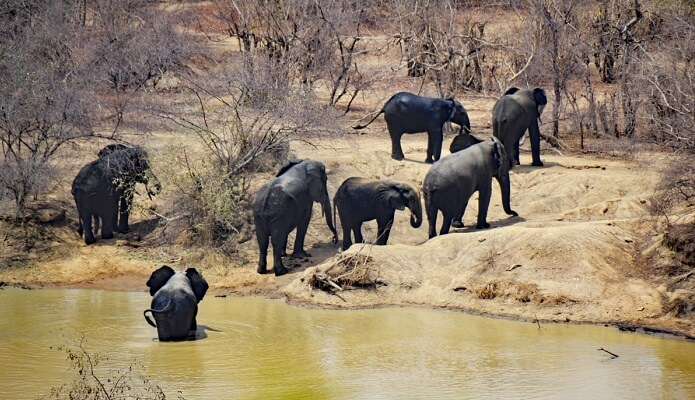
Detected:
[423,137,518,238]
[333,177,422,250]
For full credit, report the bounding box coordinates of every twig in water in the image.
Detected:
[598,347,619,359]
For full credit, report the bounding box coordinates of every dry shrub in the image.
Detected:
[650,155,695,223]
[45,339,180,400]
[664,223,695,269]
[308,253,381,292]
[475,281,499,300]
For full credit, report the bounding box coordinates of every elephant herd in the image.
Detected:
[252,87,547,276]
[68,87,547,340]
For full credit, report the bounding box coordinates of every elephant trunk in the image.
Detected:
[496,174,517,217]
[321,190,338,243]
[408,191,423,228]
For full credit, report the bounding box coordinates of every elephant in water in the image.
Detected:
[144,266,209,342]
[253,159,338,276]
[492,87,547,168]
[72,144,160,244]
[352,92,471,163]
[333,177,422,250]
[423,137,518,238]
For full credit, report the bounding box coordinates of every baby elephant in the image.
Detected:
[144,266,209,341]
[334,177,422,250]
[423,137,518,238]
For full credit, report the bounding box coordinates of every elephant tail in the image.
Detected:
[143,299,173,328]
[352,108,384,130]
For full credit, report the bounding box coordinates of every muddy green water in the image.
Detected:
[1,288,694,399]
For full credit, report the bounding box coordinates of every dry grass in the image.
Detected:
[308,252,380,293]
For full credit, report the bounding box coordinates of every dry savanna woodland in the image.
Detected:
[1,0,695,346]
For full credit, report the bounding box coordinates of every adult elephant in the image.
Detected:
[423,137,518,238]
[353,92,471,163]
[72,145,160,244]
[492,87,547,168]
[253,159,338,276]
[333,177,422,250]
[144,266,209,342]
[97,144,161,233]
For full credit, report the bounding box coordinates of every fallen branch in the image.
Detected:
[598,347,619,358]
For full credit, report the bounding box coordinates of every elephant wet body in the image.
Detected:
[353,92,471,163]
[144,266,208,342]
[334,177,422,250]
[423,138,518,238]
[492,87,547,168]
[253,160,338,276]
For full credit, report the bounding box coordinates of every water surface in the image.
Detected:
[1,288,694,399]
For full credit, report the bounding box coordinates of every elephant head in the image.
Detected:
[505,87,547,122]
[384,183,423,228]
[490,138,517,217]
[446,97,471,133]
[100,145,161,198]
[146,265,209,303]
[289,160,338,244]
[449,129,484,153]
[146,265,175,296]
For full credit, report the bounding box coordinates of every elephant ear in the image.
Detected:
[503,87,520,96]
[186,267,209,302]
[533,88,548,106]
[384,185,407,210]
[146,265,175,296]
[491,138,505,176]
[276,159,304,177]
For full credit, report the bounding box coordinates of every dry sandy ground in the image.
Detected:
[2,117,693,338]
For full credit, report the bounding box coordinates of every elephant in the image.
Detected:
[333,177,422,250]
[449,130,483,154]
[144,265,209,342]
[253,159,338,276]
[353,92,471,163]
[492,87,547,168]
[422,137,518,238]
[72,145,160,244]
[96,144,161,234]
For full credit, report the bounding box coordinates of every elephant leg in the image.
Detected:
[353,224,364,243]
[426,129,443,163]
[476,185,492,229]
[82,213,96,245]
[292,208,312,258]
[256,228,269,274]
[118,190,133,233]
[514,139,521,165]
[388,125,405,161]
[341,223,353,251]
[270,229,289,276]
[376,216,394,245]
[451,198,469,229]
[101,210,114,240]
[427,199,438,239]
[189,309,198,335]
[440,212,453,236]
[529,123,544,166]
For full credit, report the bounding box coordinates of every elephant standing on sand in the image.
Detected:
[144,266,209,342]
[333,177,422,250]
[492,87,547,168]
[72,144,160,244]
[253,159,338,276]
[423,137,518,238]
[353,92,471,163]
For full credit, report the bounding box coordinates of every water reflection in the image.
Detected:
[0,288,694,400]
